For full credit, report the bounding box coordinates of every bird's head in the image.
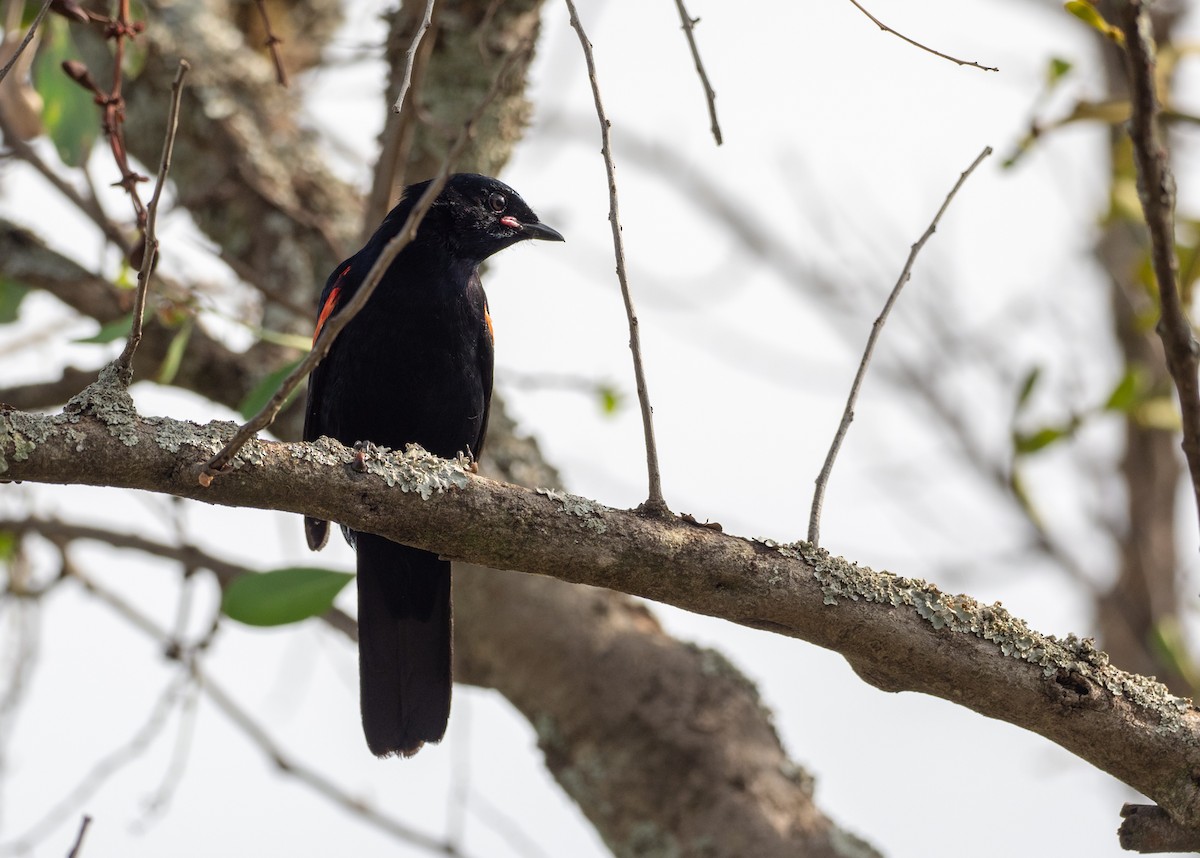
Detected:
[420,173,564,261]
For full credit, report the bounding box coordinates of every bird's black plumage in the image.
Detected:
[303,173,563,757]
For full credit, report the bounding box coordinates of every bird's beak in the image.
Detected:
[521,221,565,242]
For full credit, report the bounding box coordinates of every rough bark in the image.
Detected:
[4,393,1200,835]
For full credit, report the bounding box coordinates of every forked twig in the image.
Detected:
[0,0,52,86]
[200,42,533,482]
[808,146,992,547]
[565,0,668,516]
[117,60,189,377]
[671,0,722,145]
[846,0,998,73]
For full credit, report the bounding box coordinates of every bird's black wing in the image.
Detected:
[303,261,356,551]
[467,270,495,463]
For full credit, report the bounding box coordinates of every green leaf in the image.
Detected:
[1104,367,1142,412]
[74,313,133,344]
[156,318,193,384]
[238,358,305,420]
[222,567,355,627]
[1064,1,1125,44]
[1013,425,1071,455]
[1015,366,1041,411]
[31,17,98,166]
[597,383,622,416]
[0,531,17,564]
[0,280,30,324]
[1048,57,1073,83]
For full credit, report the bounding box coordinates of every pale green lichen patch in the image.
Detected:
[0,408,58,473]
[537,487,609,534]
[148,417,235,454]
[785,541,1195,731]
[289,435,349,468]
[144,417,268,468]
[63,362,138,447]
[356,441,469,499]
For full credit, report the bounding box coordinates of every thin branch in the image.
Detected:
[252,0,288,87]
[565,0,668,516]
[198,667,461,855]
[808,146,992,546]
[0,516,358,642]
[200,41,533,481]
[671,0,722,145]
[81,2,148,234]
[65,815,92,858]
[1117,1,1200,538]
[391,0,436,115]
[117,60,189,378]
[0,109,132,254]
[364,0,440,239]
[845,0,998,73]
[0,663,184,856]
[73,571,462,856]
[0,0,52,86]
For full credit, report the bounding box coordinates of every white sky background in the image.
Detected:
[2,0,1199,856]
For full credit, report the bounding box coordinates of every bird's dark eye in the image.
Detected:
[488,192,507,213]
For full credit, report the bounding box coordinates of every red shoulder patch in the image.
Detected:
[313,265,351,343]
[484,307,494,343]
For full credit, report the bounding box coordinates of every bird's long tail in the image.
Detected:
[354,532,452,757]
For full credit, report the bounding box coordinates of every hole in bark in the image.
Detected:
[1054,669,1092,699]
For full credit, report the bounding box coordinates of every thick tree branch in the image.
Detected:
[5,394,1200,831]
[1120,803,1200,853]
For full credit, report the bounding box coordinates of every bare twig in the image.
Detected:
[0,516,358,642]
[364,0,439,239]
[808,146,992,546]
[135,678,201,826]
[845,0,998,73]
[252,0,288,87]
[0,663,183,856]
[0,109,132,253]
[391,0,436,115]
[671,0,722,145]
[1118,2,1200,537]
[72,573,460,855]
[200,42,533,481]
[0,0,52,86]
[65,815,92,858]
[565,0,668,516]
[199,669,461,854]
[117,60,189,378]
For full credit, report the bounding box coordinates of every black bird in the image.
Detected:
[304,174,563,757]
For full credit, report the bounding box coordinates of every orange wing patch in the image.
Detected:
[313,265,351,343]
[484,306,494,342]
